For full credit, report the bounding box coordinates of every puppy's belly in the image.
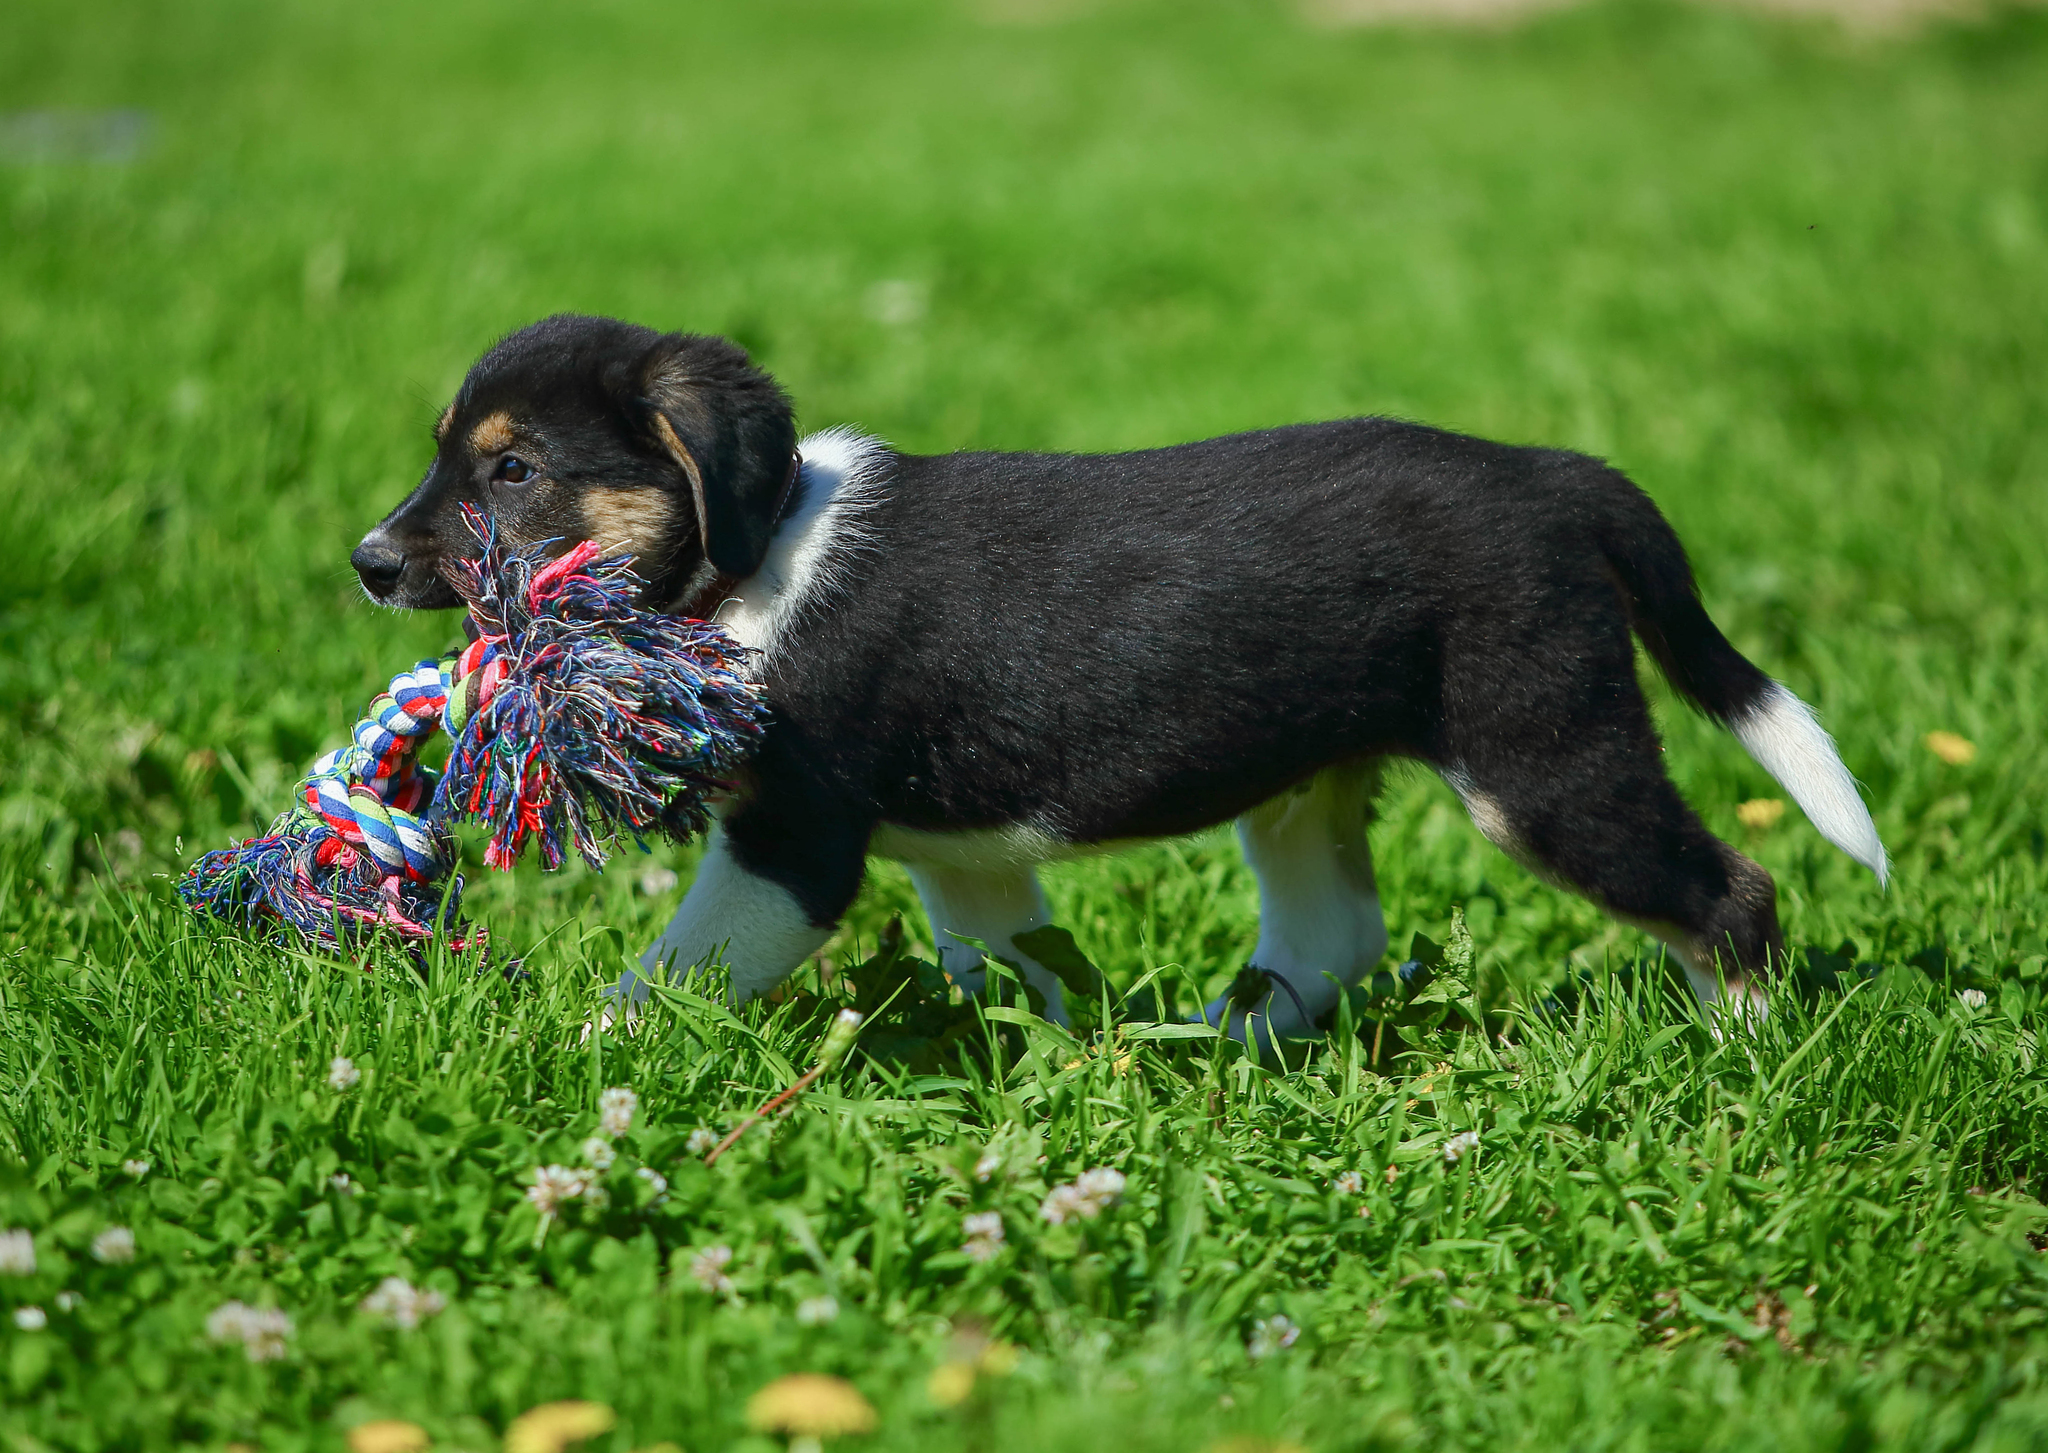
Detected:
[869,821,1149,870]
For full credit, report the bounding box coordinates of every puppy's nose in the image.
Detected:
[351,541,406,598]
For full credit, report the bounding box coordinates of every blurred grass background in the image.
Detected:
[3,0,2048,1447]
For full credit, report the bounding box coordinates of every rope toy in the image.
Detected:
[179,506,768,951]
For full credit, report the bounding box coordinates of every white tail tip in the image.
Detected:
[1730,682,1888,885]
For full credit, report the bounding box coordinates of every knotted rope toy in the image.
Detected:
[179,507,768,952]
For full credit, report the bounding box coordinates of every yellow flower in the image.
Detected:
[926,1326,1020,1409]
[926,1361,977,1408]
[1735,798,1785,831]
[1205,1439,1307,1453]
[1926,730,1976,766]
[347,1422,431,1453]
[504,1402,617,1453]
[745,1374,877,1443]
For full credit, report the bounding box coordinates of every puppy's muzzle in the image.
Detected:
[351,540,407,600]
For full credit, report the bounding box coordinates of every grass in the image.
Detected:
[3,0,2048,1446]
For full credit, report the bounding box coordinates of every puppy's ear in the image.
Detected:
[630,334,796,580]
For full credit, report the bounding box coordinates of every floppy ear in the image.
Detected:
[634,334,797,580]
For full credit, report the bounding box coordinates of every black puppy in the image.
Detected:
[355,314,1887,1044]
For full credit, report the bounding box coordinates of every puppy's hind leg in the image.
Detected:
[1203,763,1389,1053]
[1444,736,1782,1032]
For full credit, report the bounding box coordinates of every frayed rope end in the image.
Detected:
[178,826,477,952]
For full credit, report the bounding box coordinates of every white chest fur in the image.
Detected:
[713,426,892,671]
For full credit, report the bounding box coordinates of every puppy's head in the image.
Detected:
[352,314,796,611]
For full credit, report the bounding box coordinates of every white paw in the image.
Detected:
[1198,967,1331,1054]
[940,949,1071,1028]
[1683,966,1770,1040]
[582,971,651,1044]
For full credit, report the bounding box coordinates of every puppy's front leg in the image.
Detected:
[906,861,1071,1028]
[607,825,834,1024]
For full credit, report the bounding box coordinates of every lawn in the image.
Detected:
[4,0,2048,1447]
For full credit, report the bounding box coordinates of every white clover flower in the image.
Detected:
[689,1245,736,1296]
[206,1301,294,1362]
[0,1230,35,1276]
[961,1211,1007,1263]
[53,1291,79,1312]
[1444,1131,1481,1165]
[1039,1185,1087,1226]
[1075,1168,1126,1203]
[973,1151,1002,1184]
[329,1173,359,1195]
[525,1165,591,1217]
[13,1307,45,1331]
[637,865,680,898]
[1247,1313,1300,1361]
[581,1137,617,1172]
[635,1166,668,1198]
[796,1294,839,1326]
[120,1159,151,1179]
[328,1056,361,1092]
[1959,988,1988,1010]
[599,1086,639,1139]
[819,1007,864,1067]
[1333,1171,1364,1195]
[91,1227,135,1264]
[1039,1167,1125,1225]
[686,1127,718,1157]
[583,1185,611,1211]
[360,1276,448,1330]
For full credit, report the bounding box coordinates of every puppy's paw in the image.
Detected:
[1683,966,1770,1041]
[582,974,651,1044]
[1197,966,1329,1056]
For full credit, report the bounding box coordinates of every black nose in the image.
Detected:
[351,541,406,598]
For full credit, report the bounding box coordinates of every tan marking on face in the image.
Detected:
[582,489,677,559]
[435,404,454,441]
[469,411,516,455]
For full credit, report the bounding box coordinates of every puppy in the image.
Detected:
[354,314,1887,1045]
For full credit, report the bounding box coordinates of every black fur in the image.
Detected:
[738,424,1780,968]
[356,316,1796,989]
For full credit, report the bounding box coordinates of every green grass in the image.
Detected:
[4,0,2048,1447]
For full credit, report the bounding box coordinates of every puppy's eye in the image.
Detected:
[494,454,538,485]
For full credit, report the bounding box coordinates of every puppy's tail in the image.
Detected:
[1597,483,1889,886]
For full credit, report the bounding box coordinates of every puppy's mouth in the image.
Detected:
[351,539,464,611]
[354,532,669,612]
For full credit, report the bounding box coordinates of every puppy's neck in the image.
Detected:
[706,428,893,668]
